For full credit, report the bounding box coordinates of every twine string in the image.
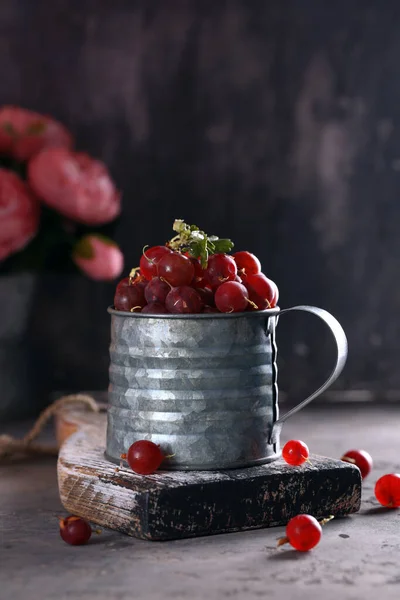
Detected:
[0,394,99,461]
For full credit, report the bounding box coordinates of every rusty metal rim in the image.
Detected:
[107,306,280,320]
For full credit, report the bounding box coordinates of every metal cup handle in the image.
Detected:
[268,305,348,444]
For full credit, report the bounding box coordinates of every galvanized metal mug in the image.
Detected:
[106,306,347,470]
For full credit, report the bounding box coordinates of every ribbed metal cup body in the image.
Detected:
[106,309,280,470]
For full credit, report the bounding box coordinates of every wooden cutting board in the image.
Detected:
[56,406,361,541]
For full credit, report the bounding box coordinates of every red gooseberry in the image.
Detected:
[114,281,146,312]
[375,474,400,508]
[157,252,195,287]
[284,514,322,551]
[232,251,261,276]
[205,253,237,289]
[122,440,164,475]
[165,286,202,314]
[214,281,249,313]
[59,515,92,546]
[282,439,309,466]
[139,245,172,280]
[244,273,278,310]
[341,449,373,479]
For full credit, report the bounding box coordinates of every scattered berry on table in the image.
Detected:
[279,514,322,551]
[375,473,400,508]
[282,439,310,466]
[341,449,373,479]
[59,515,92,546]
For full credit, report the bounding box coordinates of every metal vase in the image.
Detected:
[106,306,347,470]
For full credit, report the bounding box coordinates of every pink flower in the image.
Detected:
[28,148,121,225]
[0,106,73,161]
[0,169,40,261]
[73,234,124,281]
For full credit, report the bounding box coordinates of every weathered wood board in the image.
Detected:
[57,411,361,541]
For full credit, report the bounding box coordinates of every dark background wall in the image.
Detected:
[2,0,400,405]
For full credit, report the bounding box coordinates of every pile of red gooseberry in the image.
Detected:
[113,220,278,315]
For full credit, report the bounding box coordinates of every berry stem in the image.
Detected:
[277,536,289,548]
[142,245,154,263]
[129,267,140,282]
[247,299,258,310]
[160,276,173,290]
[318,515,335,527]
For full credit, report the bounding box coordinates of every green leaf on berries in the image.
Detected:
[167,219,234,268]
[212,238,234,253]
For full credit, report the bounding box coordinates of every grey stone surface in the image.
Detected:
[1,404,400,600]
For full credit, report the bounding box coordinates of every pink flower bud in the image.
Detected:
[0,105,73,161]
[0,168,40,261]
[28,147,121,225]
[73,234,124,281]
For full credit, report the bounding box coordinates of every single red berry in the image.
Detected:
[165,286,202,314]
[341,449,373,479]
[125,440,164,475]
[141,302,169,314]
[114,281,146,312]
[375,474,400,508]
[139,246,172,280]
[144,277,171,304]
[282,439,309,466]
[244,273,278,310]
[285,514,322,551]
[214,281,249,313]
[157,252,195,287]
[232,251,261,276]
[59,515,92,546]
[270,278,279,305]
[205,253,237,289]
